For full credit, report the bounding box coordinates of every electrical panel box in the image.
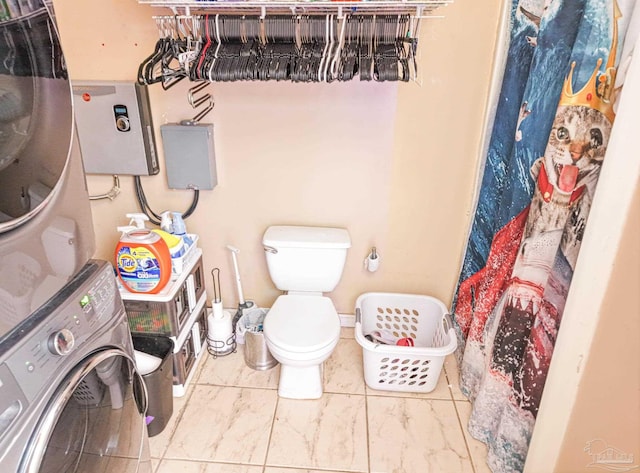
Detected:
[160,123,217,190]
[72,81,159,176]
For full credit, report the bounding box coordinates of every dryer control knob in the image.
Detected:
[48,329,75,356]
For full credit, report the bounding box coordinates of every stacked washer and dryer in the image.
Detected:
[0,2,151,472]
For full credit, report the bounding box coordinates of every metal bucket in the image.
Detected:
[243,331,278,370]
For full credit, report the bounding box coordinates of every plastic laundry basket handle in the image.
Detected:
[443,313,454,333]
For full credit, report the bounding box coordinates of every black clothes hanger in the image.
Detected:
[137,12,419,84]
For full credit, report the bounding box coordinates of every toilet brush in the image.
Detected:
[226,245,255,332]
[207,268,235,357]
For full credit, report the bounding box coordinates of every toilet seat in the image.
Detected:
[264,295,340,353]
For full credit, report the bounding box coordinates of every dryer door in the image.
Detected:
[20,349,152,473]
[0,6,72,229]
[0,3,95,335]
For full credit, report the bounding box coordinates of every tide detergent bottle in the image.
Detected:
[115,213,171,294]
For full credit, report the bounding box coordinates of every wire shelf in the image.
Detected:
[138,0,453,18]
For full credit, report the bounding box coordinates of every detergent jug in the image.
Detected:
[115,214,171,294]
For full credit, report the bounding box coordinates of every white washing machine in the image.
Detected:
[0,260,152,472]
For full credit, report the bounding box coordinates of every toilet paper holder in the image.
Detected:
[364,247,380,272]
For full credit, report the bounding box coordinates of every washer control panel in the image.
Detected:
[4,261,122,402]
[47,329,75,356]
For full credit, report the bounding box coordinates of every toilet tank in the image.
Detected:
[262,225,351,293]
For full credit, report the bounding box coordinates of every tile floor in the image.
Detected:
[149,328,492,473]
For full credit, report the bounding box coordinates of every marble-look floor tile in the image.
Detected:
[165,385,277,464]
[444,354,468,401]
[455,401,492,473]
[197,349,280,389]
[324,338,366,395]
[149,384,195,459]
[367,397,473,473]
[189,347,212,388]
[267,393,368,472]
[156,459,263,472]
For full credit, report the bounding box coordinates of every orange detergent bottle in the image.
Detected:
[115,228,171,294]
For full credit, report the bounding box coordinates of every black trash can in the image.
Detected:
[132,335,174,437]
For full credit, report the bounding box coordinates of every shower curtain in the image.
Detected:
[452,0,635,471]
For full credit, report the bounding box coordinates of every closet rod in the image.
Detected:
[152,10,442,20]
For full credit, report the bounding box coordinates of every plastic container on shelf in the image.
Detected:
[153,229,185,260]
[171,295,208,397]
[115,229,172,294]
[171,212,194,248]
[354,292,457,394]
[120,249,204,336]
[169,234,199,279]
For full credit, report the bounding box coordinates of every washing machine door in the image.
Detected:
[20,349,152,473]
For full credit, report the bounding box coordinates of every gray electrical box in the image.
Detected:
[72,81,159,175]
[160,123,217,190]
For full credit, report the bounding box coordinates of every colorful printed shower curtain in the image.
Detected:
[452,0,634,471]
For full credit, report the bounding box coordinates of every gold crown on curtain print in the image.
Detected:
[558,1,622,124]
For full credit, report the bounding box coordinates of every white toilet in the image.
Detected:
[262,225,351,399]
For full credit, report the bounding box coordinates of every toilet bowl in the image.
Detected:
[263,294,341,399]
[262,225,351,399]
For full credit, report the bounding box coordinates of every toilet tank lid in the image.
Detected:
[263,226,351,249]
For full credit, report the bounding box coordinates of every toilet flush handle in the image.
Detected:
[263,246,278,254]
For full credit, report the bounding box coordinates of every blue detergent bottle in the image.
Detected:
[171,212,194,248]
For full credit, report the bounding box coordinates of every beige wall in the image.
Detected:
[554,182,640,472]
[49,0,640,469]
[52,0,503,313]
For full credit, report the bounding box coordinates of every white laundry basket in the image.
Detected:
[355,292,457,393]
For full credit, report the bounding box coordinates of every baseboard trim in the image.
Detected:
[224,305,356,328]
[339,313,355,327]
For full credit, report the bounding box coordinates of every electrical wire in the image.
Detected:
[134,175,200,226]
